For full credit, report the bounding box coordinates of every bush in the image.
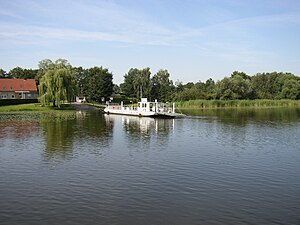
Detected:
[0,99,38,106]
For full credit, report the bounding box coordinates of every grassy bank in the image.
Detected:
[0,103,73,112]
[85,102,106,108]
[176,99,300,109]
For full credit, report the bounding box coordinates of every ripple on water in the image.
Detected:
[1,110,300,224]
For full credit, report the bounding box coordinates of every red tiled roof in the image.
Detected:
[0,79,37,92]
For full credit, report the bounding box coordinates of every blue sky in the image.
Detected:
[0,0,299,84]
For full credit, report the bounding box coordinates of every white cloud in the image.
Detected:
[0,0,181,46]
[1,0,299,80]
[0,22,176,46]
[0,9,23,19]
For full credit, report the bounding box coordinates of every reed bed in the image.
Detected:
[176,99,300,109]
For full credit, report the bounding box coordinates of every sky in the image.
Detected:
[0,0,300,84]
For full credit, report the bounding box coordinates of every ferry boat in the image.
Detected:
[104,98,185,118]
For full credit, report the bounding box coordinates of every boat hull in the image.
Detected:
[104,98,185,118]
[104,108,155,117]
[104,108,184,118]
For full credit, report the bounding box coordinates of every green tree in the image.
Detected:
[120,68,139,97]
[250,72,300,99]
[37,58,71,83]
[173,85,206,101]
[174,80,184,92]
[173,80,210,101]
[39,69,77,108]
[0,68,8,78]
[280,79,300,99]
[183,82,195,89]
[23,69,38,79]
[133,67,151,99]
[38,59,55,72]
[55,58,71,70]
[216,75,253,100]
[72,66,86,95]
[204,78,216,99]
[8,67,38,79]
[113,84,120,94]
[151,69,174,101]
[84,67,113,102]
[231,71,250,80]
[8,67,24,78]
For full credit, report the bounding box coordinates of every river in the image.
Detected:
[0,107,300,225]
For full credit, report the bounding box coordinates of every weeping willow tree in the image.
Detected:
[39,69,77,108]
[133,67,151,99]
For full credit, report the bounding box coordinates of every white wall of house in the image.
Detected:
[0,91,37,99]
[0,92,15,99]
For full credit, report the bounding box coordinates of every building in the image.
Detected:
[0,78,38,99]
[76,94,86,103]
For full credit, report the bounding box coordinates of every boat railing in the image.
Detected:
[106,100,175,114]
[107,105,138,111]
[107,104,122,110]
[158,107,173,113]
[125,106,138,111]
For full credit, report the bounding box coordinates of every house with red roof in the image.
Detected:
[0,79,38,99]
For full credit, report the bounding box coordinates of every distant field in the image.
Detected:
[176,99,300,109]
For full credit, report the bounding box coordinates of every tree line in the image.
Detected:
[1,59,300,107]
[0,59,113,107]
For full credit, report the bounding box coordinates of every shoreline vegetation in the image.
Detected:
[176,99,300,109]
[1,100,300,113]
[1,58,300,112]
[0,103,74,113]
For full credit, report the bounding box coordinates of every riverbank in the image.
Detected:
[1,100,299,112]
[176,99,300,109]
[85,103,106,109]
[0,102,104,113]
[0,103,74,112]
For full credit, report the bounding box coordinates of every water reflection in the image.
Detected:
[181,107,300,126]
[39,113,77,160]
[1,108,300,224]
[104,114,175,153]
[40,111,114,160]
[0,114,39,139]
[105,114,174,136]
[179,107,300,157]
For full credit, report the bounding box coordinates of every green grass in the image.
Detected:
[0,103,73,112]
[85,102,106,108]
[176,99,300,109]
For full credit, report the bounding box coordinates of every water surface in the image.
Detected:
[0,108,300,224]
